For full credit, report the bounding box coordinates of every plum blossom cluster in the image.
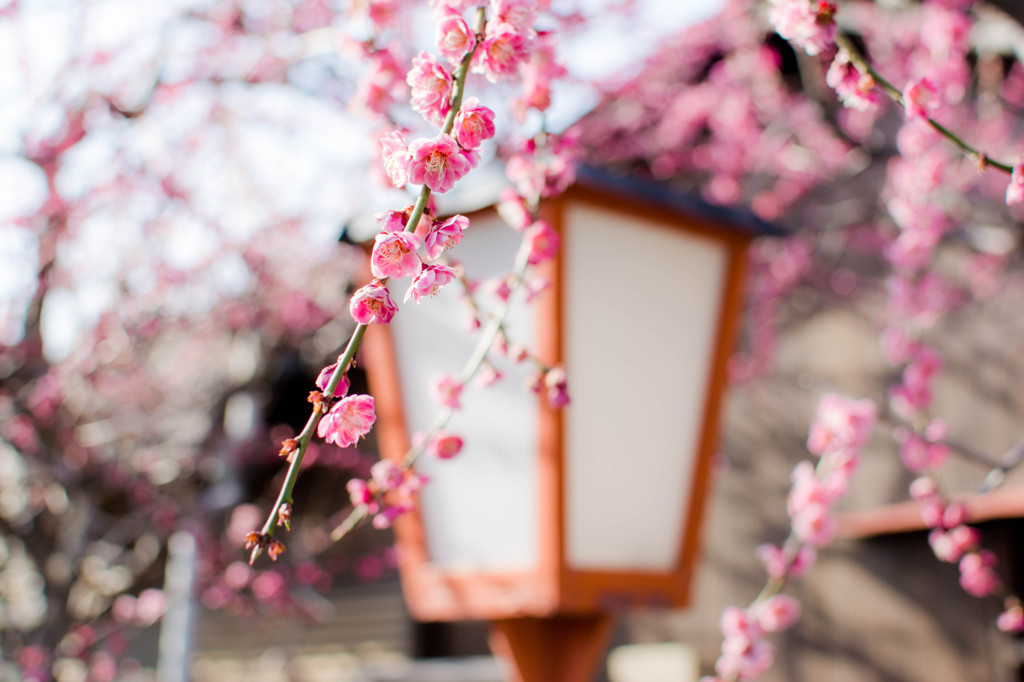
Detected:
[347,459,427,529]
[362,208,467,307]
[767,0,837,56]
[909,478,1023,631]
[703,394,875,682]
[709,596,802,681]
[506,131,580,200]
[255,0,581,564]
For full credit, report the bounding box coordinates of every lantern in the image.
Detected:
[362,168,770,682]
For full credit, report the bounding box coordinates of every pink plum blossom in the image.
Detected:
[756,544,816,579]
[431,0,482,14]
[929,525,979,563]
[318,395,376,448]
[378,206,434,239]
[880,326,920,365]
[526,277,550,301]
[959,550,1000,597]
[473,21,529,82]
[474,362,503,387]
[352,47,407,117]
[787,461,833,517]
[1007,159,1024,206]
[350,281,399,324]
[426,214,468,259]
[409,134,473,193]
[316,362,350,396]
[483,277,512,302]
[909,476,938,501]
[894,427,949,473]
[715,637,775,681]
[453,98,497,149]
[373,502,414,529]
[826,50,881,111]
[767,0,837,56]
[436,14,476,65]
[407,51,453,125]
[919,498,945,529]
[371,230,422,279]
[791,503,837,547]
[998,601,1024,633]
[806,394,876,456]
[490,0,538,32]
[544,366,570,408]
[347,478,378,513]
[524,220,559,264]
[497,187,532,230]
[513,34,565,120]
[375,209,408,233]
[381,130,412,188]
[431,373,463,408]
[720,607,762,640]
[428,431,464,459]
[943,502,968,529]
[752,595,801,632]
[370,459,404,492]
[405,264,458,303]
[903,78,939,120]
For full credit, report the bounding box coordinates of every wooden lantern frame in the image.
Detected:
[362,172,760,623]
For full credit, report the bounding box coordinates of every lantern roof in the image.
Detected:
[343,163,780,243]
[572,165,781,237]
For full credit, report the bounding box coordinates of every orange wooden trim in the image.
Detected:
[673,234,751,596]
[560,570,691,613]
[538,195,568,609]
[836,484,1024,539]
[401,568,561,622]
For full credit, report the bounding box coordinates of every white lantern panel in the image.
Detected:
[563,201,728,571]
[389,212,539,571]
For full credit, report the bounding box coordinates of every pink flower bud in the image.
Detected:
[425,215,468,259]
[380,130,412,188]
[1007,159,1024,206]
[431,374,463,409]
[998,601,1024,633]
[909,476,938,501]
[429,431,464,459]
[524,220,560,264]
[753,594,801,632]
[316,362,350,396]
[405,264,457,303]
[350,281,399,324]
[453,97,497,149]
[406,51,452,126]
[436,14,476,65]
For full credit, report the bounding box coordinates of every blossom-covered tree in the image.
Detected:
[6,0,1024,679]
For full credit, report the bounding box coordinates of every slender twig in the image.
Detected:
[256,8,488,549]
[976,439,1024,494]
[834,32,1015,174]
[331,229,534,541]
